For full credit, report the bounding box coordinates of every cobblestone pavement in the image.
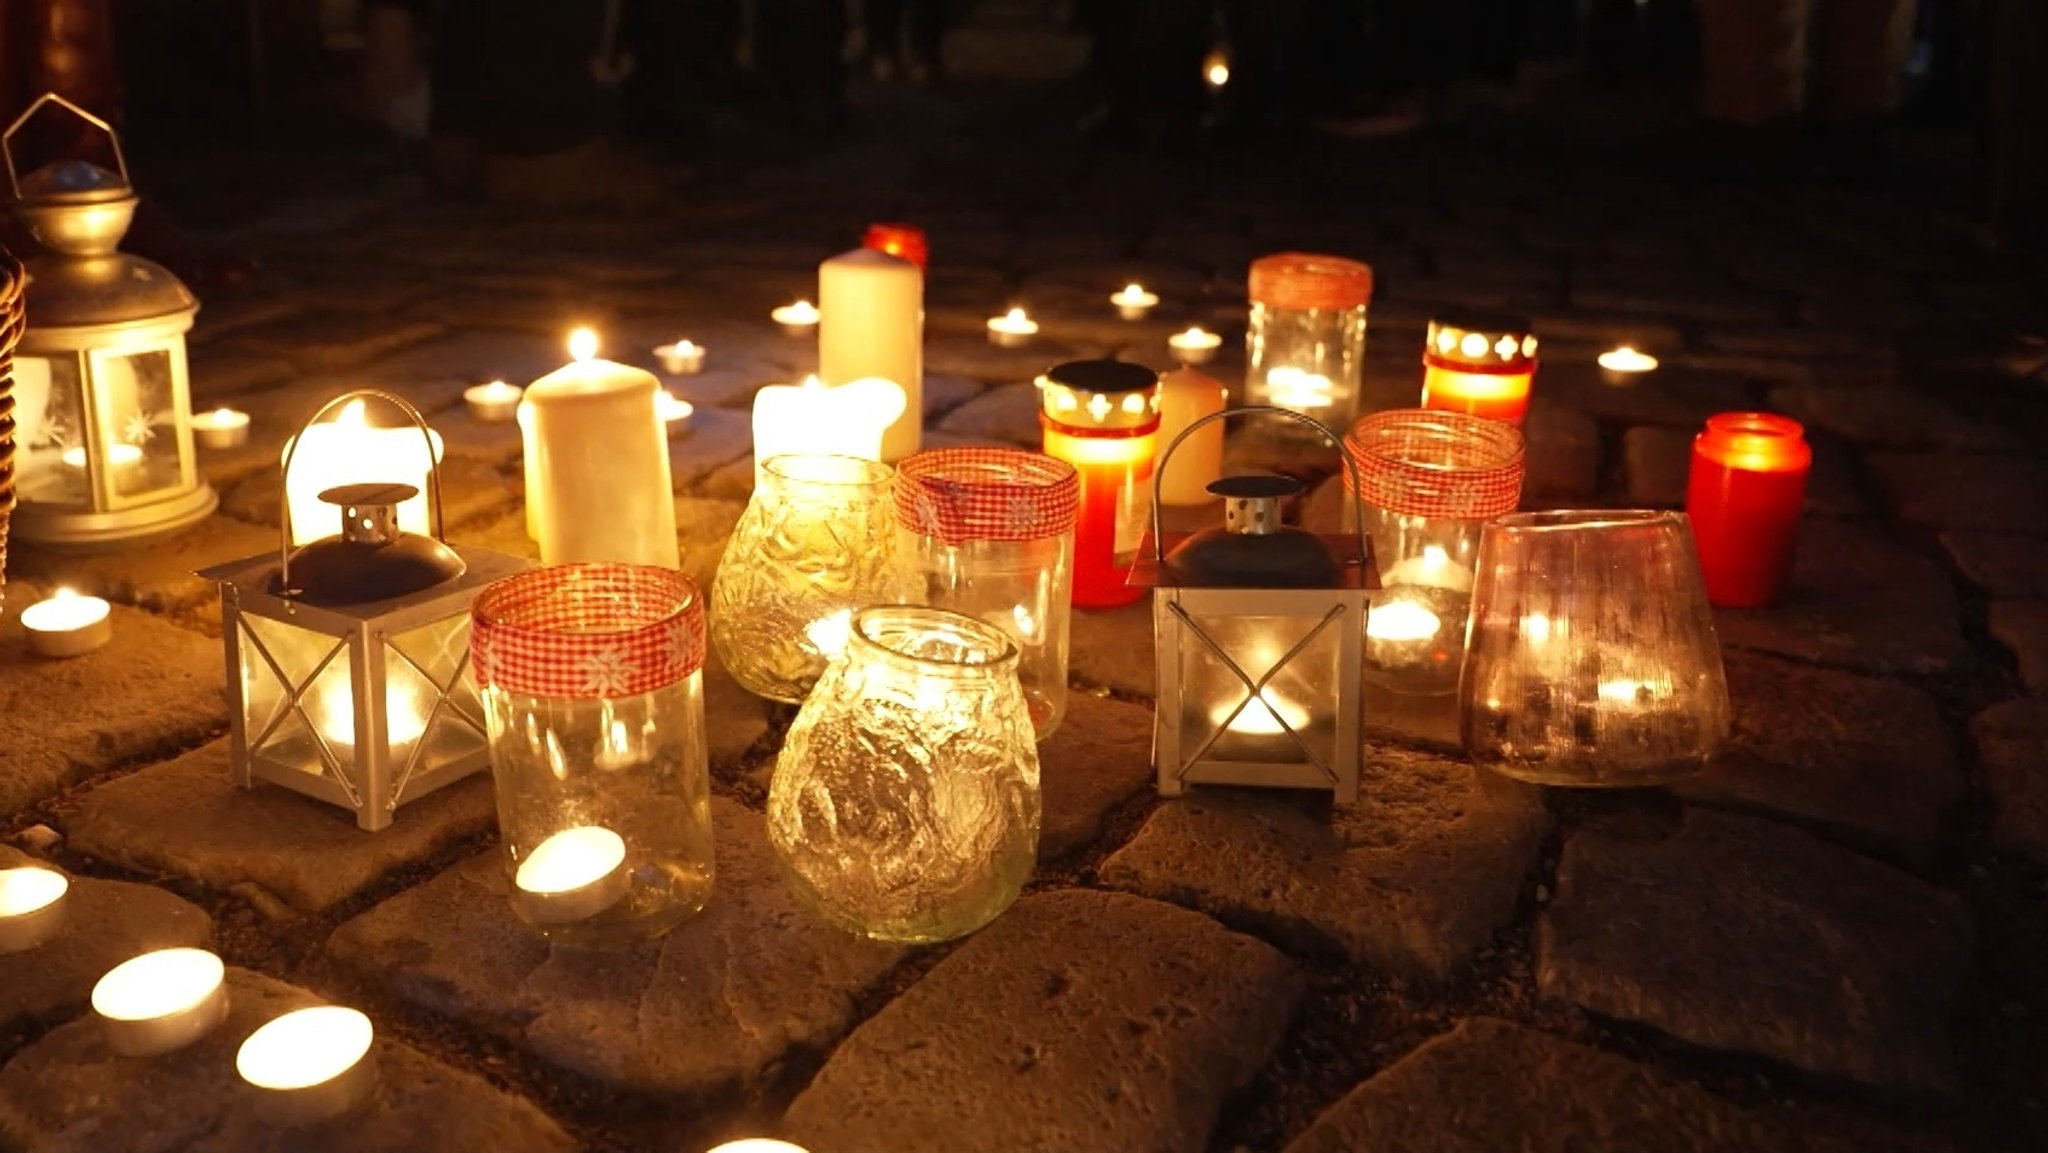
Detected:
[2,51,2046,1153]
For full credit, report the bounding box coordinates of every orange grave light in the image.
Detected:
[1684,412,1811,608]
[1419,312,1539,427]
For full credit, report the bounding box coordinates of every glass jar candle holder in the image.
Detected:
[1685,412,1811,609]
[896,448,1078,739]
[712,454,905,702]
[1038,360,1160,610]
[1460,511,1731,787]
[471,563,716,946]
[1245,252,1373,434]
[769,606,1040,943]
[1345,409,1526,695]
[1419,312,1539,427]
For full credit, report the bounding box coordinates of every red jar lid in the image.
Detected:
[1249,252,1373,311]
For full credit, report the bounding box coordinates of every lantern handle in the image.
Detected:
[2,92,131,202]
[1149,405,1368,570]
[277,390,447,595]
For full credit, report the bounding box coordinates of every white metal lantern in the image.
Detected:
[1131,407,1377,802]
[199,392,528,831]
[5,94,214,548]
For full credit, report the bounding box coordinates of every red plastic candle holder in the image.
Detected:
[1685,412,1810,608]
[862,223,928,271]
[1039,360,1160,610]
[1419,312,1538,427]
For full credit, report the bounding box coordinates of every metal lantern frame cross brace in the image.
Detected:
[1133,405,1377,803]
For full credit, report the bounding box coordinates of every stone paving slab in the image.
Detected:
[1035,691,1155,861]
[1970,698,2048,864]
[0,845,213,1033]
[65,740,497,917]
[230,311,448,375]
[1621,424,1863,516]
[1099,747,1550,980]
[328,797,904,1097]
[0,589,226,814]
[1869,452,2048,532]
[1521,405,1601,504]
[0,967,577,1153]
[783,889,1302,1153]
[1942,531,2048,598]
[1282,1017,1856,1153]
[9,515,277,617]
[1538,807,1970,1092]
[1989,601,2048,694]
[1768,382,2018,453]
[1066,600,1156,697]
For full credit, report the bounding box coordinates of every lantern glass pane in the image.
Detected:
[90,348,181,499]
[239,613,352,779]
[14,353,84,501]
[1177,611,1342,767]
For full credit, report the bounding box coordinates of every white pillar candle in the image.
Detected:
[0,866,69,954]
[464,380,524,423]
[819,247,924,461]
[21,588,112,658]
[655,340,706,375]
[752,375,907,465]
[1110,283,1159,320]
[282,398,442,546]
[1167,326,1222,365]
[771,300,820,336]
[523,329,680,567]
[1155,366,1226,506]
[92,947,230,1057]
[191,407,251,450]
[515,826,631,924]
[237,1006,377,1125]
[986,307,1038,347]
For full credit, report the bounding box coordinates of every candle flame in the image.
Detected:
[568,327,599,363]
[1367,598,1442,643]
[1204,53,1230,88]
[1007,307,1028,322]
[337,398,368,427]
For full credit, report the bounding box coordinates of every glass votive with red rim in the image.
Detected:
[1685,412,1811,608]
[863,223,928,271]
[1419,312,1539,427]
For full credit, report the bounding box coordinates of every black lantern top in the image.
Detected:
[278,482,467,605]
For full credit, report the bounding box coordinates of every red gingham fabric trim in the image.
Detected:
[1344,409,1526,520]
[1249,252,1374,312]
[895,447,1080,546]
[471,564,705,699]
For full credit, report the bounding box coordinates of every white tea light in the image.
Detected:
[60,442,143,470]
[657,389,695,425]
[1110,283,1160,321]
[21,588,112,658]
[515,826,630,924]
[772,300,821,336]
[92,947,229,1057]
[986,307,1039,348]
[191,407,252,450]
[237,1005,377,1126]
[1598,345,1659,386]
[655,340,706,375]
[0,866,69,954]
[1167,326,1223,365]
[464,380,524,423]
[707,1142,813,1153]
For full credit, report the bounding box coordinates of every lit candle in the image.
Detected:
[1213,688,1311,736]
[1685,412,1811,608]
[91,947,230,1057]
[1378,545,1474,592]
[60,442,143,470]
[1364,596,1444,668]
[1110,283,1160,321]
[1038,361,1159,609]
[236,1006,377,1125]
[771,299,821,336]
[1167,326,1223,365]
[986,307,1039,348]
[1597,345,1659,386]
[657,389,695,425]
[463,380,524,423]
[708,1142,812,1153]
[0,866,69,954]
[1420,316,1539,427]
[21,588,111,658]
[1263,366,1337,413]
[819,246,923,460]
[515,826,630,924]
[313,675,428,752]
[654,339,706,376]
[191,407,251,450]
[752,374,907,465]
[522,327,680,566]
[282,398,443,546]
[1155,366,1225,506]
[803,608,854,661]
[1204,49,1231,89]
[863,221,929,270]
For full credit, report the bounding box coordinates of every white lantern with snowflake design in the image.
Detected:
[199,392,529,831]
[5,94,215,548]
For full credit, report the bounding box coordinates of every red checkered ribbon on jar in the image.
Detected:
[894,447,1080,547]
[471,563,706,699]
[1344,408,1526,520]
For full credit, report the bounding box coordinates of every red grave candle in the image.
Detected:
[1685,412,1811,608]
[863,223,928,271]
[1039,360,1160,609]
[1419,313,1538,427]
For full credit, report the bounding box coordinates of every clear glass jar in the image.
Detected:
[1345,409,1526,695]
[1460,511,1731,787]
[711,454,904,703]
[1245,252,1373,434]
[895,448,1078,739]
[470,563,715,946]
[769,606,1040,943]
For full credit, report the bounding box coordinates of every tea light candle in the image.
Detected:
[657,389,695,425]
[92,947,230,1057]
[1264,366,1337,413]
[237,1006,377,1125]
[1216,689,1310,736]
[515,826,630,924]
[986,307,1039,348]
[708,1142,812,1153]
[1365,596,1444,668]
[1686,412,1811,608]
[0,866,69,954]
[772,300,821,336]
[1110,283,1159,321]
[191,407,251,449]
[60,442,143,470]
[1167,326,1222,365]
[1598,346,1659,386]
[464,380,524,423]
[655,340,706,376]
[21,588,111,658]
[1378,545,1474,593]
[752,374,906,464]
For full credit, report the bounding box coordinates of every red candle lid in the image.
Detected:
[471,563,705,698]
[1249,252,1373,311]
[895,447,1079,545]
[863,222,928,270]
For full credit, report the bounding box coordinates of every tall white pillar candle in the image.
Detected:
[1155,366,1227,506]
[817,247,922,461]
[752,375,906,465]
[523,333,679,566]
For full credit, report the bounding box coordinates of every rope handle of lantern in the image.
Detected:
[1148,404,1369,570]
[276,389,447,593]
[1,93,132,200]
